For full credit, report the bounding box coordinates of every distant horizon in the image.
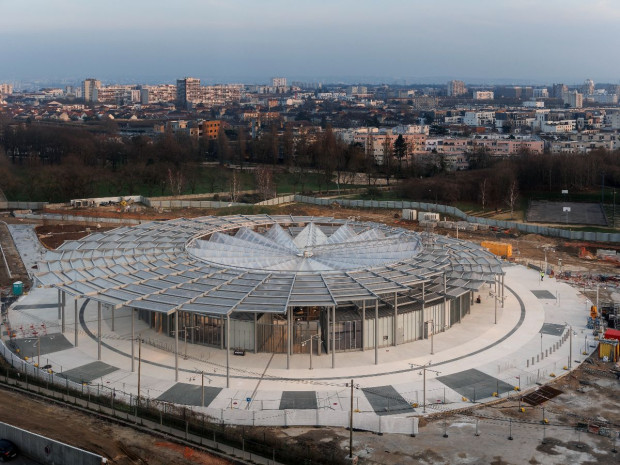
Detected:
[2,75,618,91]
[1,1,618,88]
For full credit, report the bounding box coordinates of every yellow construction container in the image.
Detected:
[481,241,512,258]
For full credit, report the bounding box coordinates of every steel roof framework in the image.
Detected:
[35,215,504,316]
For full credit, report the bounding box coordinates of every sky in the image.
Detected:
[1,0,619,85]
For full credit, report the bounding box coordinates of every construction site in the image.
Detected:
[0,197,618,465]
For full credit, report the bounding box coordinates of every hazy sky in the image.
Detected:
[1,0,619,85]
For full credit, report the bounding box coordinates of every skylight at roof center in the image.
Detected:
[186,222,423,273]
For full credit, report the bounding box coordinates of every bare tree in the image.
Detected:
[480,178,488,212]
[254,165,274,200]
[506,179,519,220]
[229,169,240,203]
[167,167,185,196]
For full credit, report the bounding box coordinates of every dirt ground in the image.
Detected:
[0,387,232,465]
[276,359,620,465]
[0,217,31,294]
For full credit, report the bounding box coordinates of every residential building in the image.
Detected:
[82,78,101,102]
[271,77,287,87]
[0,84,13,95]
[140,84,177,104]
[201,120,221,140]
[564,90,583,109]
[447,80,466,97]
[533,88,549,99]
[176,77,201,107]
[552,84,568,99]
[582,79,595,96]
[464,111,495,126]
[473,91,494,100]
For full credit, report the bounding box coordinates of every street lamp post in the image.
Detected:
[425,319,434,355]
[301,334,320,370]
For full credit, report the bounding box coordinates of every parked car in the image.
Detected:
[0,439,17,462]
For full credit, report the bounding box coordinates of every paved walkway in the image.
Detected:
[4,264,594,420]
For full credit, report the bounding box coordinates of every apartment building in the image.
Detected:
[473,91,494,100]
[82,78,101,102]
[0,84,13,96]
[447,80,466,97]
[140,84,177,104]
[464,111,495,127]
[176,77,201,107]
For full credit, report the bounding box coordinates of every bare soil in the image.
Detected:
[0,387,233,465]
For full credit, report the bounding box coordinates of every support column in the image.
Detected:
[254,313,258,353]
[226,314,230,387]
[111,306,115,332]
[287,307,291,370]
[131,308,135,372]
[327,306,331,355]
[393,292,398,347]
[61,292,66,333]
[220,317,224,350]
[74,299,79,347]
[174,310,179,382]
[331,306,336,369]
[361,300,366,352]
[374,300,379,365]
[97,301,102,361]
[57,289,61,320]
[501,274,505,308]
[444,271,449,324]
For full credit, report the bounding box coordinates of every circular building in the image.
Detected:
[35,215,504,376]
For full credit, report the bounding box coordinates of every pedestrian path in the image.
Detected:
[4,264,593,425]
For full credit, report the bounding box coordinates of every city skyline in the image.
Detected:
[1,0,619,84]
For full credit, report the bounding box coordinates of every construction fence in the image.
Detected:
[292,195,620,243]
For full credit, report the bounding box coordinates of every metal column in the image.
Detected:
[74,299,79,347]
[287,307,291,369]
[111,306,115,331]
[393,292,398,346]
[331,306,336,368]
[131,308,135,372]
[97,302,101,361]
[361,300,366,352]
[374,300,379,365]
[220,317,224,349]
[501,274,505,308]
[174,310,179,382]
[226,314,230,387]
[254,313,258,353]
[61,292,65,333]
[57,289,61,319]
[327,306,331,355]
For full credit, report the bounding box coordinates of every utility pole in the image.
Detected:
[410,362,439,414]
[349,379,354,459]
[137,337,142,405]
[569,325,573,369]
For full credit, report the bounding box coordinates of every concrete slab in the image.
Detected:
[540,323,566,336]
[279,391,317,410]
[436,369,514,401]
[531,290,556,299]
[157,383,222,407]
[362,386,413,415]
[12,334,73,357]
[526,201,607,226]
[60,361,119,384]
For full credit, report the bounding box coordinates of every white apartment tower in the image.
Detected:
[271,77,287,87]
[82,78,101,102]
[447,80,466,97]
